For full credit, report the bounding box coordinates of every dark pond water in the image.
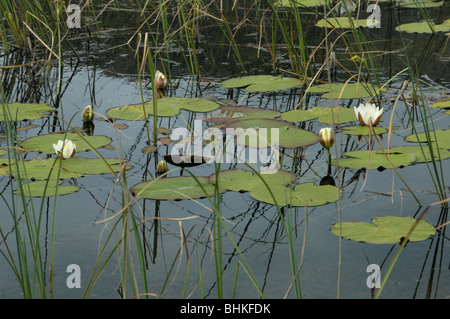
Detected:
[0,1,449,299]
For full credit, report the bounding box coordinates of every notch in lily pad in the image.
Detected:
[331,216,436,244]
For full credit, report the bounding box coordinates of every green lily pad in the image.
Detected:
[395,20,450,33]
[331,216,436,244]
[249,182,341,207]
[200,106,281,124]
[0,103,54,121]
[0,157,132,180]
[397,0,444,8]
[316,17,380,29]
[21,132,111,154]
[107,97,220,120]
[377,145,450,163]
[14,180,80,197]
[281,106,356,124]
[221,75,301,92]
[308,83,384,99]
[208,169,296,192]
[226,118,318,148]
[131,176,222,201]
[341,125,387,136]
[429,98,450,109]
[278,0,331,7]
[333,149,416,170]
[405,129,450,149]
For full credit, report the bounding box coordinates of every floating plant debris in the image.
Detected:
[331,216,436,244]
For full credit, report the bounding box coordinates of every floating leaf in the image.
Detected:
[222,75,301,92]
[397,0,444,8]
[405,129,450,149]
[107,97,220,120]
[316,17,380,29]
[333,150,416,170]
[308,82,384,99]
[0,157,132,180]
[341,125,387,136]
[131,176,222,200]
[208,169,296,192]
[226,118,318,148]
[14,180,80,197]
[250,182,341,207]
[0,103,54,121]
[395,20,450,33]
[377,146,450,163]
[21,132,112,154]
[331,216,436,244]
[199,106,281,124]
[281,106,356,124]
[278,0,331,7]
[428,98,450,109]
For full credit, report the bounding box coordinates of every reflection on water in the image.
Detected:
[0,1,448,298]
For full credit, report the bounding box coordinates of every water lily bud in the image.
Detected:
[155,70,168,89]
[319,127,334,149]
[353,102,383,126]
[82,105,94,122]
[53,139,76,159]
[156,160,168,173]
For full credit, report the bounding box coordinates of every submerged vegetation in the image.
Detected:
[0,0,449,299]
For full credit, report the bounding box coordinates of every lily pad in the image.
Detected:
[377,145,450,163]
[341,125,387,136]
[14,180,80,197]
[208,169,296,192]
[21,132,112,154]
[331,216,436,244]
[107,97,220,120]
[429,98,450,109]
[199,106,281,124]
[405,129,450,149]
[0,103,54,121]
[226,118,318,148]
[281,106,356,124]
[131,176,222,201]
[397,0,444,8]
[308,83,384,99]
[249,182,341,207]
[0,157,132,180]
[396,21,450,34]
[278,0,331,7]
[333,149,416,170]
[221,75,301,92]
[316,17,380,29]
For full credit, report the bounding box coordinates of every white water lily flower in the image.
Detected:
[53,139,76,159]
[319,127,334,149]
[155,70,168,89]
[353,102,383,126]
